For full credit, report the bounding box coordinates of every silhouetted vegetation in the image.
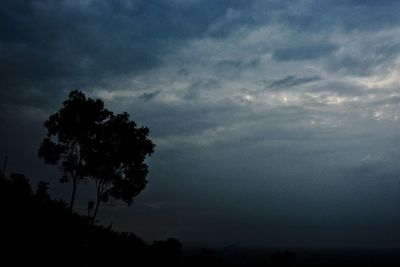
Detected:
[0,173,181,267]
[38,90,155,221]
[86,111,155,222]
[1,172,252,267]
[38,90,109,209]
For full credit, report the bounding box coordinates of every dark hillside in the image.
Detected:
[0,173,178,267]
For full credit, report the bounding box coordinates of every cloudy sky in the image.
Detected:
[2,0,400,249]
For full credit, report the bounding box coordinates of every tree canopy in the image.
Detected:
[88,112,155,221]
[38,90,155,218]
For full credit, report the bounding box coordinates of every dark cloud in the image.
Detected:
[327,42,400,76]
[139,91,161,102]
[266,75,321,90]
[279,0,400,32]
[0,0,251,108]
[121,98,240,140]
[215,59,260,70]
[342,0,399,6]
[184,79,220,100]
[272,44,338,61]
[213,58,261,78]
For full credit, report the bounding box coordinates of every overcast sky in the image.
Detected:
[2,0,400,249]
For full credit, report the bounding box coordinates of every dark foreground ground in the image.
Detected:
[2,172,400,267]
[189,246,400,267]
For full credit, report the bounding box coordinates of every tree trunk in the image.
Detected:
[90,180,103,224]
[91,197,101,224]
[69,178,77,209]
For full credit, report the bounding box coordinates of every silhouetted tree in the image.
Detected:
[39,90,155,220]
[38,90,111,209]
[87,112,155,222]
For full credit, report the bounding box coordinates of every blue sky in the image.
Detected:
[1,0,400,248]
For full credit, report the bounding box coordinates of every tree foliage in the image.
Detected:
[38,90,155,217]
[88,112,155,221]
[38,90,110,209]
